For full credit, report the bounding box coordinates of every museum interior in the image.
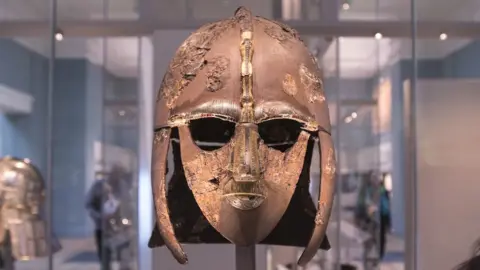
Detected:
[0,0,479,269]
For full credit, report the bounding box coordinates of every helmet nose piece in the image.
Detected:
[223,180,266,210]
[225,193,265,210]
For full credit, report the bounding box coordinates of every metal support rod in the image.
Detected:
[235,245,256,270]
[333,37,342,270]
[405,0,419,268]
[46,0,57,268]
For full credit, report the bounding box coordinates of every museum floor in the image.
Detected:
[14,232,404,270]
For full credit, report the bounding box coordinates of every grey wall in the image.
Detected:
[415,79,480,270]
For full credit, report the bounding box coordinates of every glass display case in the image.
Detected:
[1,0,479,269]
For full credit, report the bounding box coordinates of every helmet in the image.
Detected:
[149,7,336,267]
[0,156,61,260]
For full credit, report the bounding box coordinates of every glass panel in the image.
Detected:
[412,31,480,269]
[319,36,342,270]
[332,36,408,269]
[50,37,105,270]
[48,36,140,270]
[101,37,140,270]
[0,37,50,269]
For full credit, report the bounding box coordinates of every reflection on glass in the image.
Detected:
[327,36,407,269]
[0,36,51,269]
[0,36,142,270]
[99,37,139,270]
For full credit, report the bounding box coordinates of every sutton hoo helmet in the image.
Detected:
[149,7,336,266]
[0,157,61,260]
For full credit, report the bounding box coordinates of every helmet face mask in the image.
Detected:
[150,7,336,266]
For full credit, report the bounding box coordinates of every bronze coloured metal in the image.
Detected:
[150,6,336,267]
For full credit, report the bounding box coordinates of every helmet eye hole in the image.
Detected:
[189,118,236,151]
[258,119,302,152]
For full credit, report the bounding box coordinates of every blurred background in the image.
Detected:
[0,0,479,269]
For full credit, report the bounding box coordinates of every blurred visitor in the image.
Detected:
[378,176,391,260]
[85,170,115,270]
[354,171,392,261]
[85,165,131,270]
[354,171,377,230]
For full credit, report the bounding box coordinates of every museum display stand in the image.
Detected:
[236,245,256,270]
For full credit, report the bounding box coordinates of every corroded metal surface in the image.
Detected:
[177,125,310,244]
[157,19,236,108]
[298,132,337,266]
[282,74,298,96]
[205,56,230,92]
[151,6,336,266]
[299,64,326,104]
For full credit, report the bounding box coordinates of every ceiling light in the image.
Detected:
[55,30,64,41]
[374,32,383,40]
[351,112,357,118]
[118,110,126,116]
[439,33,448,41]
[342,3,350,10]
[345,116,353,123]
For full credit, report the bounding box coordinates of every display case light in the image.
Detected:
[55,30,64,41]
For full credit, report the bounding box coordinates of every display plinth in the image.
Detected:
[235,245,256,270]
